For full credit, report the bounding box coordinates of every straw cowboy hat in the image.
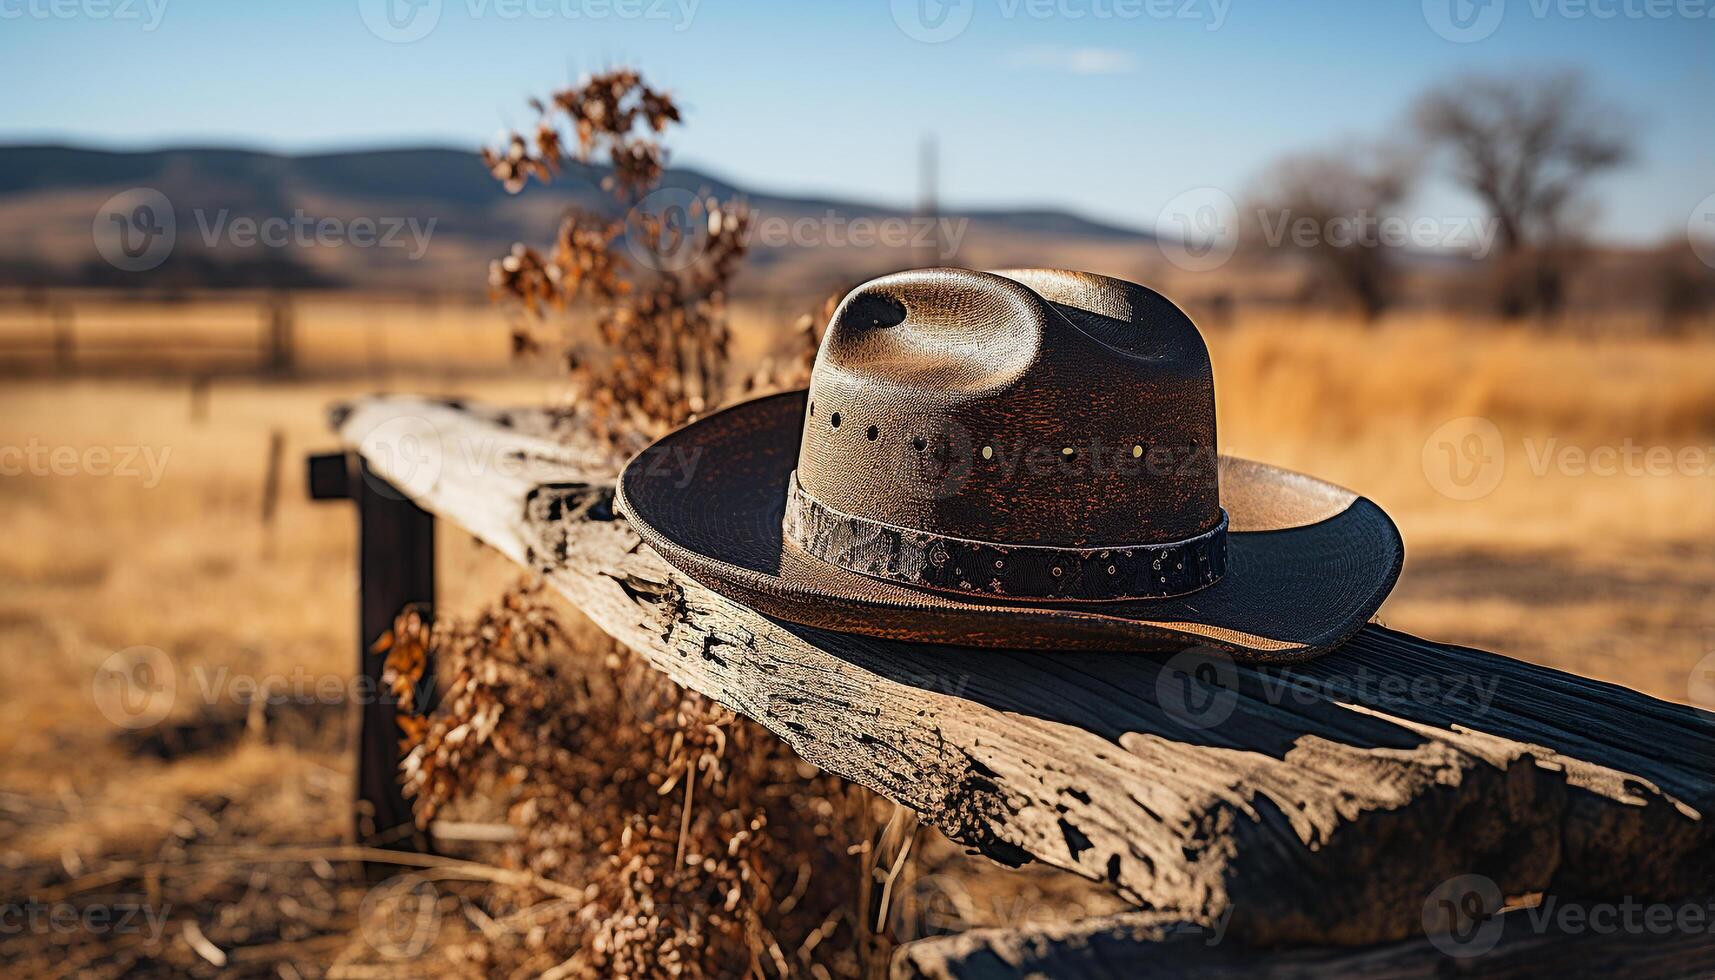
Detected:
[615,268,1402,661]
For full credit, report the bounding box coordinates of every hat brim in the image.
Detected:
[616,390,1403,662]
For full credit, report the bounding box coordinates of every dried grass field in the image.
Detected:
[0,297,1711,975]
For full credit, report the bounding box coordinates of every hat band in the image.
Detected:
[783,473,1227,602]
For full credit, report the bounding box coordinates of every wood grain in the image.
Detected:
[334,395,1715,951]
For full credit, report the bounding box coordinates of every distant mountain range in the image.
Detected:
[0,145,1157,299]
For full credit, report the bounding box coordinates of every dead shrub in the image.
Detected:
[384,584,875,978]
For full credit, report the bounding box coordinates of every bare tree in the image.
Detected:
[1414,69,1631,317]
[1244,147,1415,321]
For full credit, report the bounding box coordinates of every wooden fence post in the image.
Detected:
[264,294,295,376]
[307,451,436,859]
[52,302,74,375]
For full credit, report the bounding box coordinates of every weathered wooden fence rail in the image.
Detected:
[0,294,296,375]
[314,395,1715,977]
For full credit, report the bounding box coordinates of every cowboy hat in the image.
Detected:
[615,268,1402,661]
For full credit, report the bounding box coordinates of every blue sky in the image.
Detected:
[2,0,1709,242]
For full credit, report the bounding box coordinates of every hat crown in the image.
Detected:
[796,268,1220,549]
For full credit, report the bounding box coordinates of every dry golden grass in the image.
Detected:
[0,293,797,378]
[1199,310,1715,694]
[0,296,1709,974]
